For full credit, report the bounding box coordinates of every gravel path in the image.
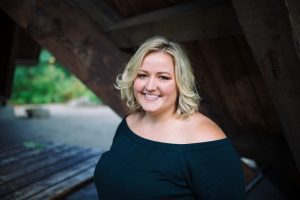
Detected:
[0,104,121,151]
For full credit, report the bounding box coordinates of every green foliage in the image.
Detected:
[10,49,102,105]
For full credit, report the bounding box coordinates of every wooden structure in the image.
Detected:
[0,0,299,197]
[0,141,101,199]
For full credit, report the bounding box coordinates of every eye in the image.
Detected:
[137,73,147,79]
[159,76,171,80]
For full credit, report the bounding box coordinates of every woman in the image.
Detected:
[94,36,246,199]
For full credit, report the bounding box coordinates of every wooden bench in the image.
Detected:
[0,141,102,200]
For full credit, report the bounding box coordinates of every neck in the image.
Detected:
[142,110,177,125]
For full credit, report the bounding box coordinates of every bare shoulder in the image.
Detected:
[184,112,227,142]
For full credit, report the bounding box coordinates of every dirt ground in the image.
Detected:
[0,103,121,150]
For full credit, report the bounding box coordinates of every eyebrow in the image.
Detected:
[138,69,172,76]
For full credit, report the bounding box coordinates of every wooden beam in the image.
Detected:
[285,0,300,61]
[66,0,122,29]
[104,0,242,48]
[234,35,284,136]
[0,11,18,104]
[15,28,41,65]
[231,0,300,171]
[0,0,129,116]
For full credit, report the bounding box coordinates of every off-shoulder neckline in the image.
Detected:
[122,117,231,151]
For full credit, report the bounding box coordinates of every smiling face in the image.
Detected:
[133,51,178,116]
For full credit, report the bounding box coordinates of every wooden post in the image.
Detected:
[0,11,18,105]
[0,0,129,116]
[285,0,300,60]
[231,0,300,171]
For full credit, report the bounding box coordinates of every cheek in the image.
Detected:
[133,80,143,93]
[162,82,178,95]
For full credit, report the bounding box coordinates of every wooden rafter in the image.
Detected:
[66,0,123,29]
[104,0,242,48]
[0,0,129,116]
[231,0,300,171]
[285,0,300,61]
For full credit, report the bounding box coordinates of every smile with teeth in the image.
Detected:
[143,93,160,100]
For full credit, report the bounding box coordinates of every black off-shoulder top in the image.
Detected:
[93,118,245,200]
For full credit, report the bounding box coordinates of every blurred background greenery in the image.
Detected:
[10,49,102,105]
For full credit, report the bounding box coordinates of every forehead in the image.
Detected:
[140,51,174,72]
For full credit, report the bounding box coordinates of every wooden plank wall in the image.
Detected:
[231,0,300,171]
[184,35,282,136]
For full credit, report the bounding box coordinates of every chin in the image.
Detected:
[141,105,160,113]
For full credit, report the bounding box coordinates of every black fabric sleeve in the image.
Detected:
[111,119,124,143]
[182,144,246,200]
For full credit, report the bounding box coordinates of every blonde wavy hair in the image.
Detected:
[115,36,200,118]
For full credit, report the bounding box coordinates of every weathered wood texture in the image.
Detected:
[105,0,194,17]
[184,37,298,177]
[67,0,123,29]
[231,0,300,171]
[185,36,282,136]
[15,28,41,65]
[285,0,300,61]
[104,0,242,48]
[0,11,17,104]
[0,142,102,200]
[0,0,129,116]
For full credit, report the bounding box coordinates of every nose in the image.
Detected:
[145,77,157,91]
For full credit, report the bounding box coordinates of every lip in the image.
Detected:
[143,93,160,100]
